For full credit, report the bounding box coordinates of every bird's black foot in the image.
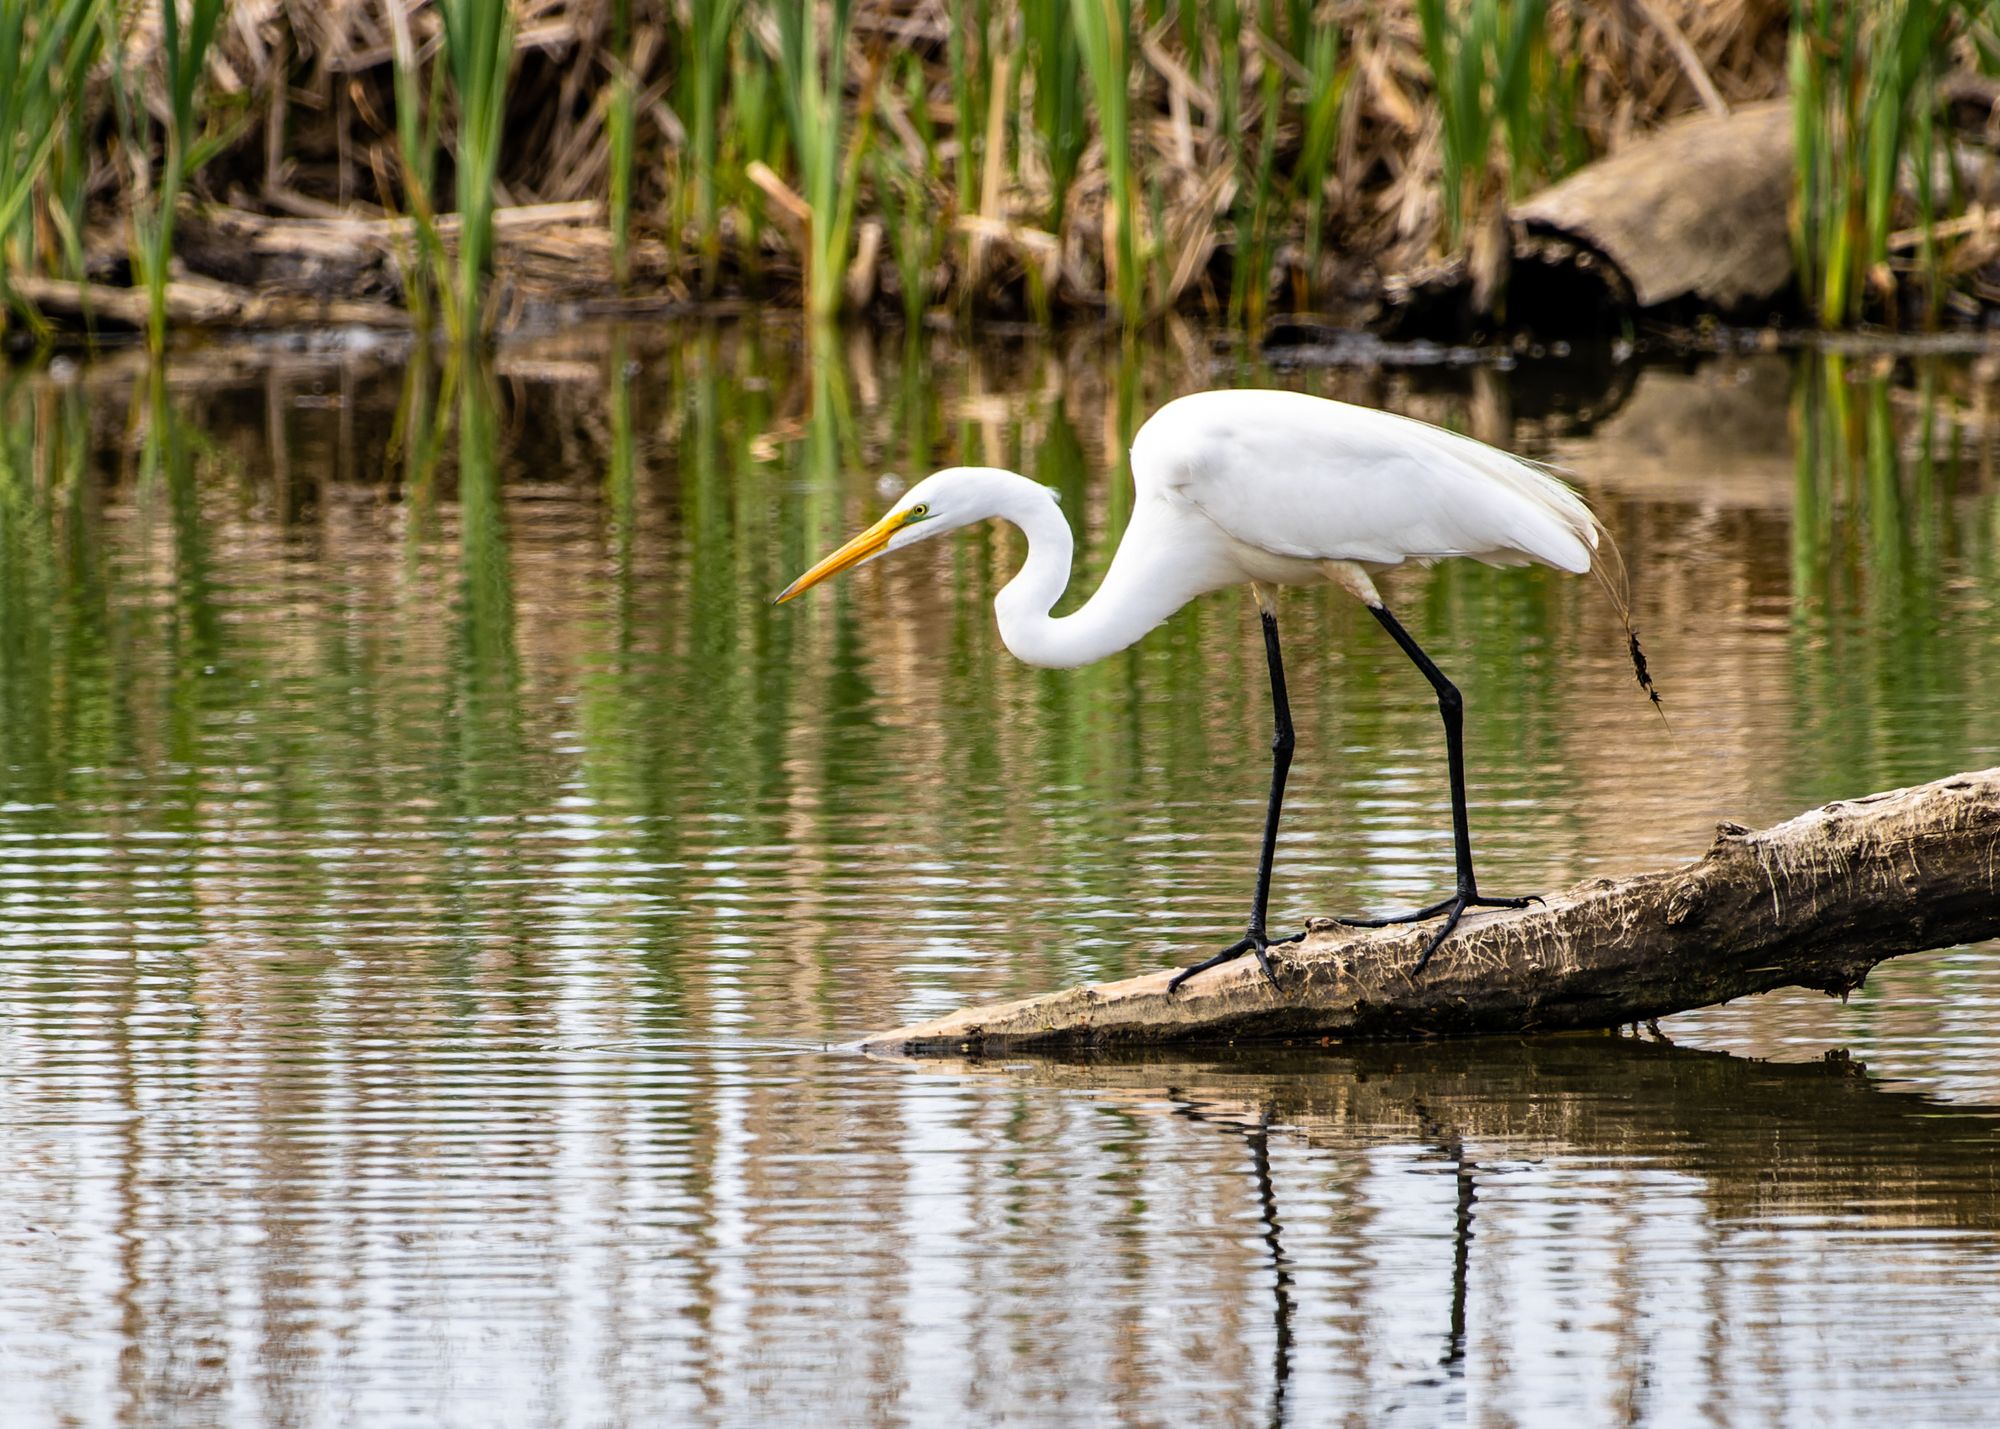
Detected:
[1167,928,1302,994]
[1338,891,1538,928]
[1339,890,1539,977]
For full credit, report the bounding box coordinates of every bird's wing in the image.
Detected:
[1129,390,1599,574]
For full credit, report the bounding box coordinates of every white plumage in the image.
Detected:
[1131,389,1599,576]
[777,389,1609,664]
[777,387,1647,988]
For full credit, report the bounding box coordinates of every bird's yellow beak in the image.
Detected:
[774,508,914,604]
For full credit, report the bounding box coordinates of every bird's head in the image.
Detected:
[775,467,1047,604]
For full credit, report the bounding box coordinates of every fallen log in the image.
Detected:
[16,201,680,338]
[1374,85,2000,337]
[1511,99,1795,313]
[10,274,409,331]
[1375,100,1795,335]
[862,767,2000,1057]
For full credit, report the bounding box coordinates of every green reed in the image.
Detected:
[685,0,741,294]
[1072,0,1139,324]
[608,0,636,289]
[1413,0,1549,252]
[0,0,105,327]
[877,143,934,328]
[438,0,515,338]
[35,0,1998,341]
[896,51,947,325]
[721,25,780,289]
[45,61,95,285]
[127,0,225,352]
[948,0,991,224]
[1222,1,1285,330]
[1790,0,1963,326]
[1289,3,1347,307]
[388,0,447,332]
[1023,0,1086,237]
[99,0,223,352]
[777,0,860,320]
[1216,0,1247,318]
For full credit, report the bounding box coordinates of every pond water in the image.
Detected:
[0,325,1996,1426]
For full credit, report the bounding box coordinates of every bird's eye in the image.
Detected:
[907,504,929,520]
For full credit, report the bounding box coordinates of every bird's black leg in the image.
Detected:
[1339,603,1537,975]
[1169,608,1303,994]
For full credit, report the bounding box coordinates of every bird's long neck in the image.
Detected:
[987,474,1182,669]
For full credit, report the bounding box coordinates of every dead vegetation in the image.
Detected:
[6,1,1997,334]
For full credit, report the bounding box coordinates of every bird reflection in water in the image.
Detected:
[1070,1033,2000,1423]
[1172,1095,1488,1426]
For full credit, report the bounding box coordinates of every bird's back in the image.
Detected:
[1129,389,1599,575]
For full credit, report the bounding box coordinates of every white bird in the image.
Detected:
[777,388,1656,990]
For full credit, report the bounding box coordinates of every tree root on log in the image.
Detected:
[861,768,2000,1057]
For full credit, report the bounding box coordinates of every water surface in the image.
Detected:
[0,327,1996,1425]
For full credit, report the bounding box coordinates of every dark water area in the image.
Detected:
[0,325,1997,1425]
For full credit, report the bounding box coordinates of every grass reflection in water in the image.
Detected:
[0,328,1993,1423]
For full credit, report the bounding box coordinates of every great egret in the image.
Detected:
[777,389,1654,991]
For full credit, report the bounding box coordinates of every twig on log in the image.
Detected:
[862,768,2000,1057]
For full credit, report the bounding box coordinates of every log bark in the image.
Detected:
[862,767,2000,1057]
[1512,99,1795,312]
